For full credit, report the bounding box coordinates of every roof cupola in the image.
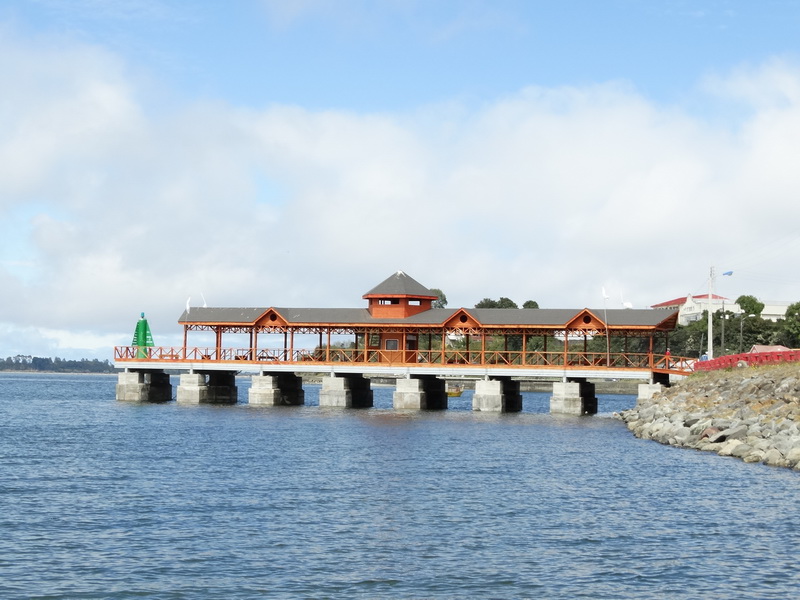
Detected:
[363,271,437,318]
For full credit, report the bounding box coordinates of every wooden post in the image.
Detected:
[583,333,587,364]
[544,334,548,365]
[522,332,527,365]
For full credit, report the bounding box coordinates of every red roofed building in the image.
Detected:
[651,294,739,325]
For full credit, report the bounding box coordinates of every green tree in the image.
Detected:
[736,295,765,316]
[475,297,518,309]
[522,300,539,309]
[31,357,53,371]
[665,315,710,358]
[429,288,448,309]
[496,297,518,309]
[781,301,800,347]
[475,298,498,308]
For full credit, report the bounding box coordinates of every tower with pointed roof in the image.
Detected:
[363,270,438,318]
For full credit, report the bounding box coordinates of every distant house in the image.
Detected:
[651,294,740,326]
[652,295,791,324]
[761,301,791,322]
[749,344,790,353]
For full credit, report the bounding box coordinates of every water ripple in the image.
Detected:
[1,374,799,599]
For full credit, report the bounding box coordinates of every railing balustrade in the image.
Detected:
[115,345,691,373]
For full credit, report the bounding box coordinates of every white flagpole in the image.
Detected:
[707,267,714,359]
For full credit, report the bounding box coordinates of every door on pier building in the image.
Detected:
[404,334,418,363]
[381,334,418,363]
[384,336,402,363]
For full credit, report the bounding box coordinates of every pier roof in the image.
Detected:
[179,306,677,330]
[177,271,677,332]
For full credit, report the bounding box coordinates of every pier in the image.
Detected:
[115,272,691,414]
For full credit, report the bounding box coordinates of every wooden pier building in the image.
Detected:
[115,271,689,413]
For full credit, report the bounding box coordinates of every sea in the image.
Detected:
[1,372,799,599]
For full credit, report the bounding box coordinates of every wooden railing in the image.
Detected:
[115,346,693,373]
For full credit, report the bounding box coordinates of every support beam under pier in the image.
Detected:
[116,370,172,402]
[638,372,671,401]
[393,375,447,410]
[249,373,305,406]
[319,374,373,408]
[472,377,522,412]
[550,378,597,415]
[177,371,238,404]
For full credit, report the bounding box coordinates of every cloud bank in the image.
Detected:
[2,28,800,358]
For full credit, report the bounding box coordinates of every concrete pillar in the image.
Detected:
[393,375,447,410]
[177,373,206,404]
[319,374,373,408]
[249,373,305,406]
[550,378,597,415]
[116,370,172,402]
[116,371,145,402]
[177,371,237,404]
[638,383,665,401]
[472,377,522,412]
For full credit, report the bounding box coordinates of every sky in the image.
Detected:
[3,0,800,359]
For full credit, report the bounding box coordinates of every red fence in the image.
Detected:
[693,350,800,371]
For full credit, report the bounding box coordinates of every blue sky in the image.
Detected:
[8,1,800,111]
[2,0,800,358]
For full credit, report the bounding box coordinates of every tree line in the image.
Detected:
[429,289,539,310]
[436,289,800,358]
[0,355,116,373]
[668,299,800,358]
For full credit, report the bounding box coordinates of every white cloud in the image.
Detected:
[3,27,800,358]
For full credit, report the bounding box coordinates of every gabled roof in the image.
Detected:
[651,294,728,309]
[179,306,678,330]
[750,344,791,353]
[469,308,578,325]
[363,271,437,299]
[179,307,269,324]
[176,272,677,331]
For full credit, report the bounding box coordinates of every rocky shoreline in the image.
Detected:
[618,363,800,469]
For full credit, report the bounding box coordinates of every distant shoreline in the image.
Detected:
[0,370,116,376]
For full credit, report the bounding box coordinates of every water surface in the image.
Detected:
[1,373,798,599]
